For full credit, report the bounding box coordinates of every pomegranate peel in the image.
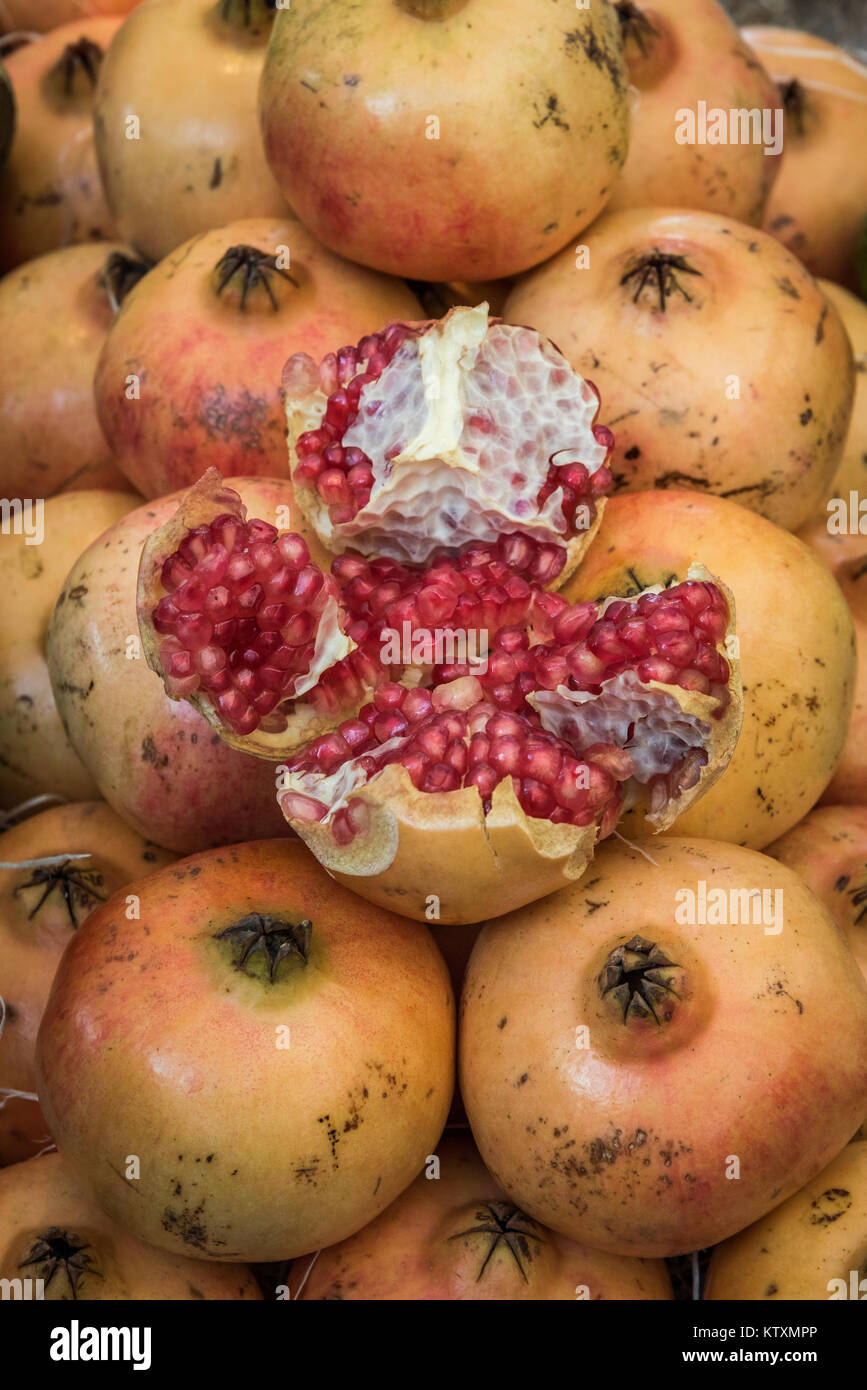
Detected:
[137,467,355,756]
[283,303,612,577]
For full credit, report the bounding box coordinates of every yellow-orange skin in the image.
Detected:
[37,839,455,1262]
[259,0,629,283]
[0,20,120,270]
[817,281,867,511]
[767,805,867,986]
[0,489,138,809]
[607,0,780,226]
[94,218,422,499]
[45,478,314,853]
[293,1133,672,1300]
[459,837,867,1258]
[705,1140,867,1300]
[0,801,175,1167]
[0,1,140,31]
[0,243,134,497]
[94,0,288,263]
[0,1153,261,1300]
[504,208,854,533]
[565,491,856,847]
[798,523,867,806]
[743,27,867,292]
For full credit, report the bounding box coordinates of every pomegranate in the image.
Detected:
[0,241,146,498]
[259,0,629,282]
[705,1140,867,1301]
[36,838,455,1262]
[94,217,422,498]
[459,836,867,1257]
[816,280,867,513]
[564,491,856,848]
[504,208,855,533]
[797,523,867,807]
[0,801,174,1167]
[46,480,306,853]
[743,27,867,292]
[0,20,121,271]
[291,1132,672,1300]
[94,0,288,262]
[608,0,781,226]
[0,488,138,810]
[0,2,142,32]
[766,805,867,986]
[0,1153,261,1299]
[136,325,742,924]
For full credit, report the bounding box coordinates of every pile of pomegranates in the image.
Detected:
[1,0,866,1317]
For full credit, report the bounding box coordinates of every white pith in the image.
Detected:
[290,589,354,700]
[287,304,608,566]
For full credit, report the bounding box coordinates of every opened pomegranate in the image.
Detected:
[94,0,288,262]
[608,0,781,226]
[705,1140,867,1301]
[0,20,121,271]
[0,242,145,498]
[0,1153,261,1300]
[564,490,856,847]
[459,836,867,1257]
[46,479,306,853]
[743,27,867,292]
[0,488,139,810]
[291,1132,672,1300]
[259,0,629,282]
[797,523,866,807]
[0,801,174,1167]
[94,217,422,498]
[0,2,142,31]
[37,839,455,1262]
[767,805,867,986]
[504,208,855,532]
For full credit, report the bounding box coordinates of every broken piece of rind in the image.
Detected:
[283,302,609,582]
[277,763,600,927]
[136,467,355,758]
[532,565,743,833]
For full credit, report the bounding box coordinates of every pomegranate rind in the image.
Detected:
[136,467,356,757]
[284,303,609,580]
[531,566,743,833]
[278,763,599,927]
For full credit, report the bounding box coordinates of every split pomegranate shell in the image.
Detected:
[283,302,613,576]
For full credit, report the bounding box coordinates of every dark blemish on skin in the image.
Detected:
[532,94,569,132]
[815,305,827,345]
[498,1017,507,1029]
[188,1284,205,1299]
[141,736,168,769]
[209,158,222,189]
[834,875,850,892]
[343,74,361,86]
[543,222,558,233]
[765,1283,778,1296]
[775,276,801,300]
[809,1188,851,1224]
[516,1073,529,1086]
[800,408,813,425]
[624,445,641,459]
[300,80,317,93]
[198,385,269,452]
[584,900,607,914]
[373,1176,381,1195]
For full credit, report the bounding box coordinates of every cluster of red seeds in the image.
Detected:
[287,683,627,834]
[294,322,414,523]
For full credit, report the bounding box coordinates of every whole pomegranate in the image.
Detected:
[0,800,174,1166]
[504,208,855,533]
[259,0,629,282]
[459,837,867,1257]
[797,523,866,806]
[0,1153,261,1299]
[0,488,138,810]
[46,479,306,853]
[135,309,744,923]
[767,805,867,985]
[608,0,781,226]
[0,242,145,498]
[0,20,121,271]
[292,1133,672,1300]
[816,280,867,513]
[37,839,455,1262]
[94,0,287,262]
[705,1140,867,1301]
[0,2,141,31]
[743,27,867,292]
[94,217,422,498]
[564,490,856,848]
